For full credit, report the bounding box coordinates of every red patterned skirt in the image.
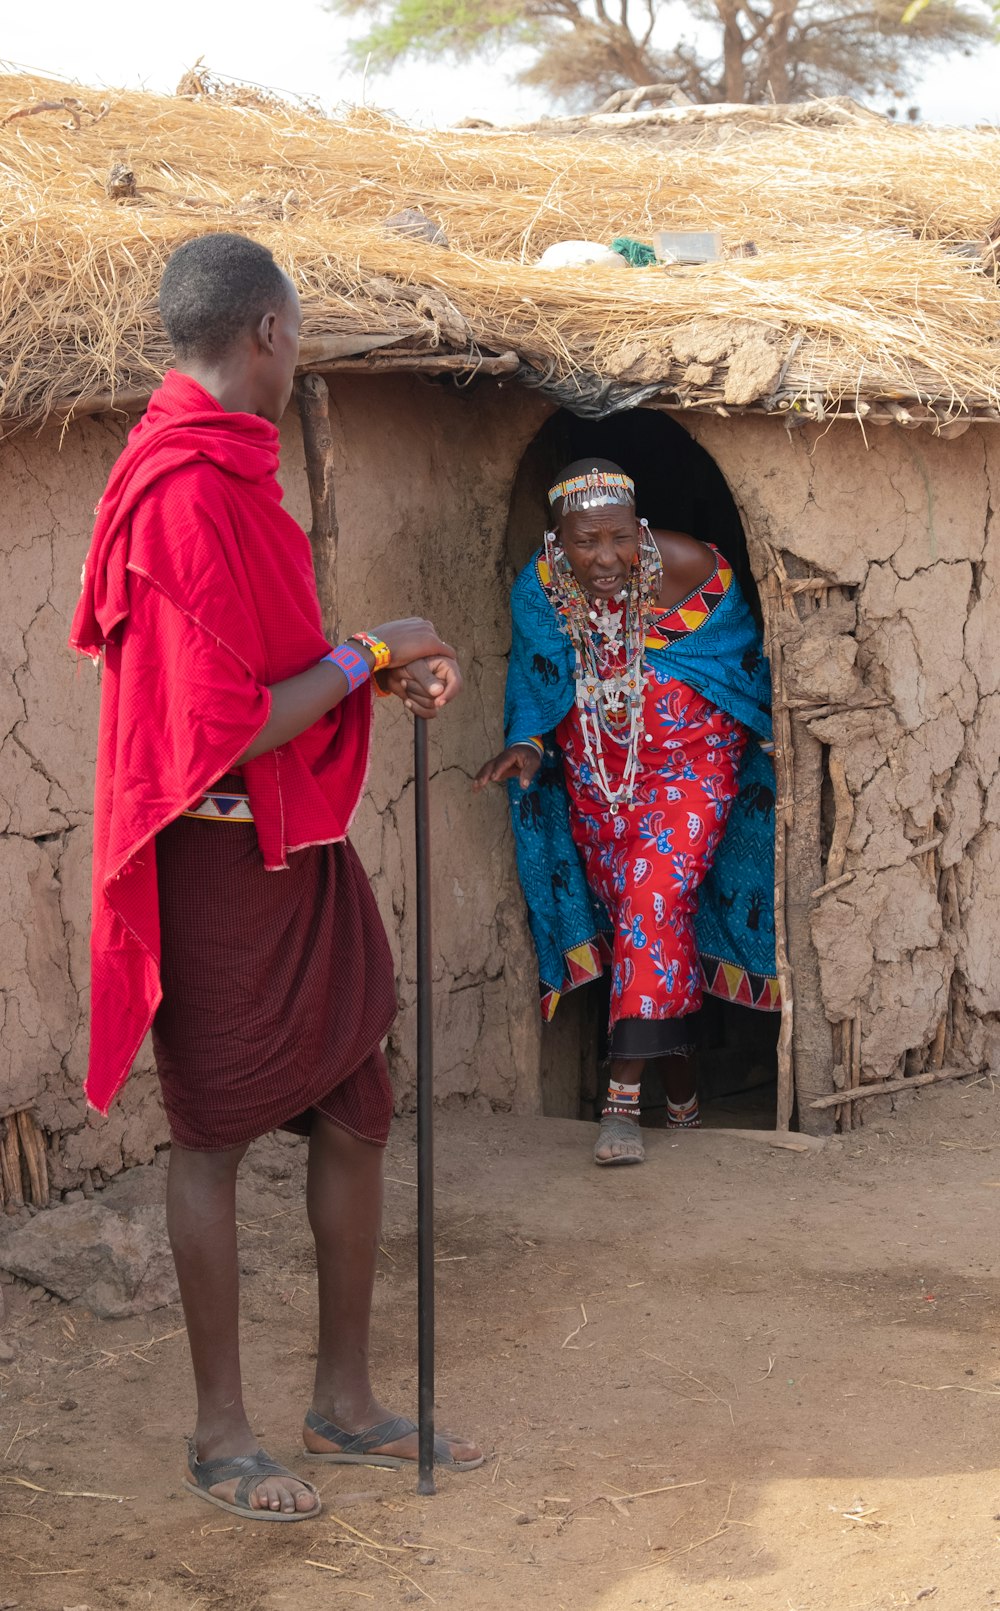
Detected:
[557,675,745,1056]
[152,807,397,1152]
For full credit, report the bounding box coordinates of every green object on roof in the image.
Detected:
[611,236,658,267]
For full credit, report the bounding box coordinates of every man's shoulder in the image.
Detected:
[128,457,235,535]
[139,455,230,499]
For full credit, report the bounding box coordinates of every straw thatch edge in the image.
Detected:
[2,69,1000,432]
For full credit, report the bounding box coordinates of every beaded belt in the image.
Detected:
[182,774,254,823]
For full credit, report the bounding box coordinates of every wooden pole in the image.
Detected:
[414,717,436,1496]
[769,553,839,1134]
[295,373,340,639]
[810,1064,972,1110]
[785,704,836,1135]
[760,566,795,1132]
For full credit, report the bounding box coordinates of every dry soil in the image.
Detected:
[3,1082,1000,1611]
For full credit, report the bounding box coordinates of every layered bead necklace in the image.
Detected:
[543,519,663,813]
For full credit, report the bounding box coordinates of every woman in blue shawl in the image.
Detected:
[474,460,779,1166]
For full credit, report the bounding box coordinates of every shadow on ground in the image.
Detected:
[2,1077,1000,1611]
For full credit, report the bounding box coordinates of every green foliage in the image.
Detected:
[902,0,998,29]
[330,0,994,108]
[335,0,527,65]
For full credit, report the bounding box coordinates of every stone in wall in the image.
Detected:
[773,599,862,707]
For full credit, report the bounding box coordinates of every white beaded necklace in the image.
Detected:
[543,521,662,813]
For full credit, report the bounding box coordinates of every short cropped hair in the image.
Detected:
[159,233,290,359]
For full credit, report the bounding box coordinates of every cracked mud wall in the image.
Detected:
[0,376,551,1190]
[10,379,994,1167]
[319,374,553,1121]
[0,411,165,1191]
[685,413,1000,1109]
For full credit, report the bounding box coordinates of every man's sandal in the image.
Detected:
[185,1439,322,1521]
[303,1407,485,1471]
[594,1115,645,1166]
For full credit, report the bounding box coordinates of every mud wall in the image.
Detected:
[0,374,553,1193]
[686,413,1000,1115]
[6,384,997,1184]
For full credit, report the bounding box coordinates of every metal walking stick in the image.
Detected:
[413,714,436,1496]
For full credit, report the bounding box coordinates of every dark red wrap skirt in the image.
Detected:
[152,811,396,1152]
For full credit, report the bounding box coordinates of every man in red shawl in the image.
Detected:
[70,232,482,1520]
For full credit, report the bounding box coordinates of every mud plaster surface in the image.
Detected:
[3,1087,1000,1611]
[4,389,1000,1178]
[688,415,1000,1089]
[0,377,550,1187]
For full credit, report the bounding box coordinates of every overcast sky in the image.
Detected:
[2,0,998,126]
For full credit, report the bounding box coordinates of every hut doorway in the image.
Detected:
[505,407,780,1129]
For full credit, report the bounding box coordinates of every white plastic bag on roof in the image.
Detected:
[536,240,629,270]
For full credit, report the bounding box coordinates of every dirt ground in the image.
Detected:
[3,1081,1000,1611]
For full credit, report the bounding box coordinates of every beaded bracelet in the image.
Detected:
[349,631,391,674]
[322,644,371,694]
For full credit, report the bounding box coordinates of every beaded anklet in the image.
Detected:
[666,1093,702,1129]
[603,1080,641,1120]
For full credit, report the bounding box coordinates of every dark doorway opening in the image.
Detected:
[505,406,778,1129]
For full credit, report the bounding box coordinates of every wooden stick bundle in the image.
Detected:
[16,1110,49,1208]
[0,1110,49,1209]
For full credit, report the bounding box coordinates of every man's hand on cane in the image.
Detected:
[378,655,463,717]
[368,618,463,717]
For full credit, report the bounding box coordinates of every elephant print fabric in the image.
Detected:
[556,678,746,1031]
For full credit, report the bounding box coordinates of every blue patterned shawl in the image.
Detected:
[504,552,779,1017]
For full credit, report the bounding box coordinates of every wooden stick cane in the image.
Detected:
[413,714,436,1495]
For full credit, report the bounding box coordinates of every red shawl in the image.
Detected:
[70,371,372,1115]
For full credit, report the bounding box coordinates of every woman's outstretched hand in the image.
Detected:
[473,745,542,793]
[378,655,463,718]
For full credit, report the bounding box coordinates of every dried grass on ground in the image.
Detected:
[1,70,999,424]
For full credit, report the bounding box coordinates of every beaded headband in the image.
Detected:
[547,469,636,513]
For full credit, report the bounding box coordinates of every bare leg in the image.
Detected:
[594,1057,646,1163]
[303,1114,481,1464]
[659,1052,697,1107]
[166,1141,317,1514]
[307,1115,382,1425]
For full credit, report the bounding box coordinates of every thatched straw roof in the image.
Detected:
[1,69,999,430]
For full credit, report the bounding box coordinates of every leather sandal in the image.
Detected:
[303,1407,484,1471]
[594,1115,645,1166]
[184,1438,321,1521]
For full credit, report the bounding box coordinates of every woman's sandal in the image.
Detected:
[303,1408,485,1472]
[594,1115,646,1166]
[185,1438,322,1521]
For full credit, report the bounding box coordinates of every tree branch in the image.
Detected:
[339,0,991,109]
